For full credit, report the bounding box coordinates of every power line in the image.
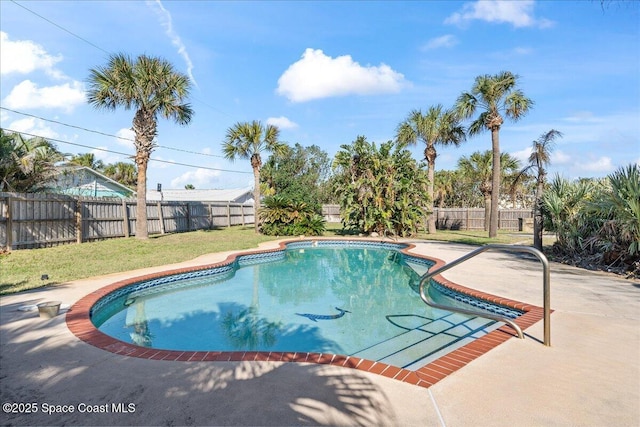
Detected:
[8,0,237,119]
[2,128,252,174]
[0,107,228,159]
[9,0,110,55]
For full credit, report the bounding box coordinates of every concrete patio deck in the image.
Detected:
[1,240,638,426]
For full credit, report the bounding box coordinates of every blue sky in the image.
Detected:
[1,0,638,190]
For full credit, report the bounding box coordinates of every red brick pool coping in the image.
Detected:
[66,239,546,389]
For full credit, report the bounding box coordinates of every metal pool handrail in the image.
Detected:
[419,244,551,346]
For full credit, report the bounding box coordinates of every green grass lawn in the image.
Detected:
[0,224,542,295]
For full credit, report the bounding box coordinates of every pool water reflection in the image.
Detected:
[92,242,508,369]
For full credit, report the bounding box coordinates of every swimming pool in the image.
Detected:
[68,239,543,388]
[88,240,523,370]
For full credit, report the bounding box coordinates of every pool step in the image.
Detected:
[351,314,498,370]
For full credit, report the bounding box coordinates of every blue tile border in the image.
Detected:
[90,239,523,329]
[430,281,523,319]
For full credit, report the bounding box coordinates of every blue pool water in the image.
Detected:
[92,241,519,370]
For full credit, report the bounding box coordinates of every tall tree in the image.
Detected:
[455,71,533,237]
[87,53,193,239]
[519,129,563,250]
[433,170,457,208]
[66,153,105,171]
[261,143,332,212]
[0,129,65,192]
[222,121,287,233]
[396,105,466,233]
[102,161,138,189]
[458,150,520,231]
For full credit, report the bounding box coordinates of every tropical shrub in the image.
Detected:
[261,143,333,209]
[259,195,326,236]
[587,164,640,259]
[542,164,640,276]
[332,136,429,237]
[0,129,65,192]
[542,176,599,252]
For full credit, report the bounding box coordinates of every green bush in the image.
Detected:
[259,195,326,236]
[542,164,640,274]
[332,136,429,237]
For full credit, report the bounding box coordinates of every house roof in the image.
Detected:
[146,188,253,203]
[53,166,136,196]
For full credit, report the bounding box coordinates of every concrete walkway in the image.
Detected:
[1,240,638,426]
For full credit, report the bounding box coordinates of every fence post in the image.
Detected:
[185,203,191,231]
[241,203,245,226]
[5,196,13,250]
[75,199,83,244]
[208,203,213,230]
[465,208,470,231]
[157,202,165,234]
[227,202,231,227]
[122,199,130,238]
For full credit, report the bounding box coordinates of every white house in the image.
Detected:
[146,188,254,204]
[48,166,135,199]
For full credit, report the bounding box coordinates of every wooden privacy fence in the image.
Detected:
[433,207,533,231]
[0,193,254,250]
[318,205,533,232]
[0,195,534,250]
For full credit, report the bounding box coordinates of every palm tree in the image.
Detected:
[585,164,640,261]
[396,105,466,233]
[102,161,138,189]
[0,129,65,192]
[66,153,105,171]
[433,170,457,209]
[458,150,520,231]
[87,53,194,239]
[519,129,563,250]
[542,176,596,252]
[0,129,18,191]
[222,121,287,233]
[455,71,533,237]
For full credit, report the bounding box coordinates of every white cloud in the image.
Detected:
[511,146,532,164]
[445,0,553,29]
[488,46,534,61]
[552,150,572,165]
[577,156,614,173]
[6,117,59,139]
[149,155,172,169]
[115,128,135,148]
[562,111,604,124]
[548,152,615,177]
[146,0,197,87]
[266,116,298,129]
[91,146,122,165]
[0,32,64,78]
[276,48,406,102]
[3,80,86,112]
[170,168,222,188]
[422,35,458,50]
[513,47,533,55]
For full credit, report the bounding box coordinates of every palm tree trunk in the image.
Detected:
[135,157,149,239]
[253,167,260,233]
[484,195,491,232]
[427,159,436,234]
[533,179,544,250]
[489,129,501,238]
